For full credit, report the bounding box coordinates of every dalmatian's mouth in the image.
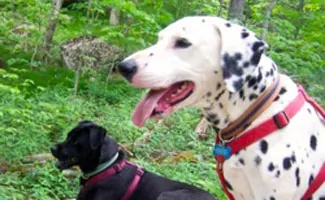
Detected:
[55,157,78,170]
[132,81,195,127]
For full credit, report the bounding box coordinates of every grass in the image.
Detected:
[0,66,225,200]
[1,62,323,200]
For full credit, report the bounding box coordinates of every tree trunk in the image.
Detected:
[227,0,245,23]
[73,0,92,100]
[217,0,224,16]
[42,0,63,61]
[109,8,120,25]
[260,0,277,40]
[294,0,304,39]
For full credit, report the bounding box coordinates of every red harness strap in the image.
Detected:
[214,85,325,199]
[82,160,144,200]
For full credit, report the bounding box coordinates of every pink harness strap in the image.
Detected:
[121,161,144,200]
[82,160,144,200]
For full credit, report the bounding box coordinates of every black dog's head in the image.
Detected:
[50,120,119,173]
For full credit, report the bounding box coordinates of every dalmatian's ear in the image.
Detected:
[210,17,268,93]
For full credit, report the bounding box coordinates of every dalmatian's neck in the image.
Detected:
[201,55,278,131]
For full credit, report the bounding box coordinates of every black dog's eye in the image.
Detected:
[74,143,83,153]
[174,38,192,48]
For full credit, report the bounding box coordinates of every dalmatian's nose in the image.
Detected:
[118,59,138,82]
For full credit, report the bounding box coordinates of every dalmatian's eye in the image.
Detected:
[174,38,192,48]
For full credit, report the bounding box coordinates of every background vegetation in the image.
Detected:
[0,0,324,199]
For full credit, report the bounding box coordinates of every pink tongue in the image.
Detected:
[132,89,168,127]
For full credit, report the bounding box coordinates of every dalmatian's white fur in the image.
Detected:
[121,16,325,199]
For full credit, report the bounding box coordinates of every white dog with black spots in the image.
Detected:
[118,16,325,200]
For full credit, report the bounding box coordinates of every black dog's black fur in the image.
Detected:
[51,121,217,200]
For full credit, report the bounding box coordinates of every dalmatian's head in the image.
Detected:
[119,16,268,127]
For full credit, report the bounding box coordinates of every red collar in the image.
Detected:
[81,159,144,200]
[214,84,325,200]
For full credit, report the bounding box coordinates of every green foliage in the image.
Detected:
[0,0,324,199]
[0,67,224,199]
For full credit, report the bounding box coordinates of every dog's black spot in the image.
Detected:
[309,174,314,186]
[272,63,277,70]
[223,53,244,78]
[149,53,154,56]
[216,82,222,90]
[295,167,300,187]
[266,72,270,77]
[254,155,262,166]
[225,180,233,190]
[256,67,263,83]
[182,27,186,31]
[239,89,245,99]
[275,170,281,178]
[307,108,312,114]
[248,77,257,88]
[249,93,258,101]
[223,68,231,79]
[270,197,275,200]
[268,162,275,171]
[206,92,212,97]
[253,85,258,90]
[260,85,266,93]
[310,135,317,151]
[214,70,218,74]
[203,107,212,111]
[225,23,231,27]
[229,92,233,100]
[251,42,264,65]
[252,41,264,52]
[245,75,251,82]
[241,32,249,39]
[219,103,223,109]
[270,68,274,76]
[224,118,229,124]
[243,61,250,68]
[233,100,237,106]
[235,53,242,60]
[202,19,205,23]
[145,63,148,67]
[213,119,220,125]
[273,189,277,193]
[274,95,280,101]
[215,90,225,101]
[279,87,287,95]
[283,157,292,170]
[260,140,268,154]
[206,114,217,122]
[286,144,291,148]
[239,158,245,165]
[291,153,296,163]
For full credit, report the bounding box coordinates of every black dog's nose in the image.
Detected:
[118,59,138,82]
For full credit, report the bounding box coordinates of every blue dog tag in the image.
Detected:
[213,144,232,159]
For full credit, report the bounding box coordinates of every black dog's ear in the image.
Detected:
[89,126,106,150]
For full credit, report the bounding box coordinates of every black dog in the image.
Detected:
[50,121,217,200]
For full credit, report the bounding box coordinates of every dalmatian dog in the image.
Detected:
[118,16,325,199]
